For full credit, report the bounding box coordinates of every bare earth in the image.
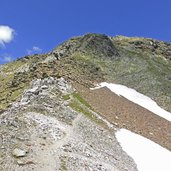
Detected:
[76,84,171,151]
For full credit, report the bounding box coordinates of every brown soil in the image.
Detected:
[74,83,171,151]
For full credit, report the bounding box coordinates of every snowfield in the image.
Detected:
[116,129,171,171]
[91,82,171,170]
[91,82,171,122]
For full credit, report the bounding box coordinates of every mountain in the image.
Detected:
[0,33,171,170]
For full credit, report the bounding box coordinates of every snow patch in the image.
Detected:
[91,82,171,122]
[116,129,171,171]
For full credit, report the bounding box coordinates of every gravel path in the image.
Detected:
[0,77,138,171]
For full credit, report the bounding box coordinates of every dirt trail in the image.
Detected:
[1,77,138,171]
[32,113,82,171]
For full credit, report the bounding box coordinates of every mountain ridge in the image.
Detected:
[1,33,171,170]
[1,33,171,112]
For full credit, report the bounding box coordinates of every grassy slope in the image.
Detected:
[69,35,171,111]
[0,54,49,112]
[108,38,171,111]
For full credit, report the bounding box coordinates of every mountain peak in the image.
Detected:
[52,33,119,59]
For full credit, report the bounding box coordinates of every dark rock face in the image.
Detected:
[53,33,120,59]
[78,34,120,58]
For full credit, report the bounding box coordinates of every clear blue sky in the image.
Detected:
[0,0,171,64]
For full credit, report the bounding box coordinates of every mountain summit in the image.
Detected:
[0,33,171,170]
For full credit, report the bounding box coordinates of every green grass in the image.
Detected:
[69,92,105,126]
[60,157,67,171]
[62,94,70,101]
[72,92,92,109]
[69,101,92,118]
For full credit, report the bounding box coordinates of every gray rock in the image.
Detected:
[43,55,57,64]
[17,159,26,165]
[57,77,72,93]
[41,85,48,89]
[16,64,30,73]
[12,148,27,157]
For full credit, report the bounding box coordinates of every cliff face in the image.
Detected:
[0,33,171,170]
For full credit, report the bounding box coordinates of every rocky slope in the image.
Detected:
[1,33,171,113]
[0,33,171,170]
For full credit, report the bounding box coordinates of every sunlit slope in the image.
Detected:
[1,33,171,112]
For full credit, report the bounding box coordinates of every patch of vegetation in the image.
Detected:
[60,157,67,171]
[62,94,70,101]
[69,92,105,126]
[72,92,92,109]
[0,53,55,112]
[69,101,93,119]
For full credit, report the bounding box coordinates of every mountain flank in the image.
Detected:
[0,33,171,170]
[1,33,171,113]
